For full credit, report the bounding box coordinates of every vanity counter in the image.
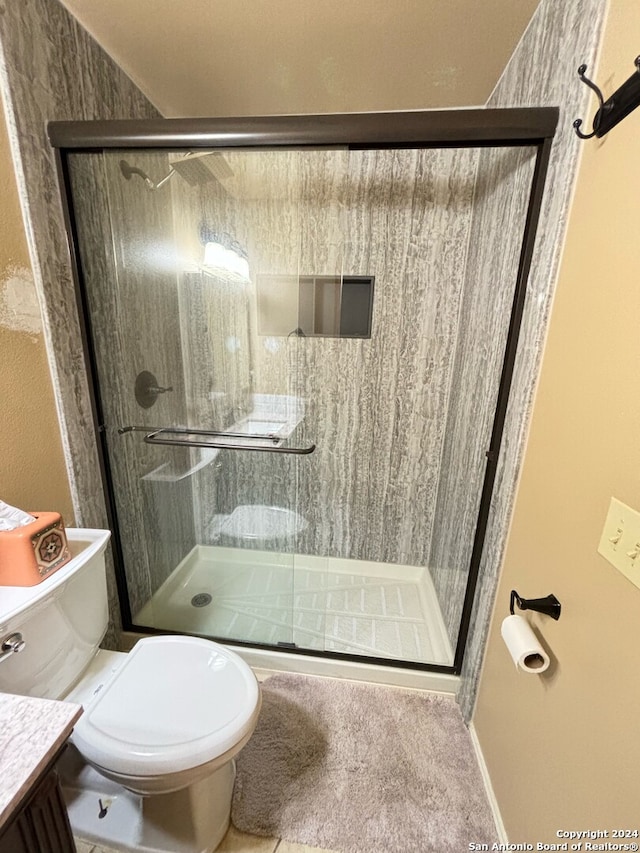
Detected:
[0,691,81,829]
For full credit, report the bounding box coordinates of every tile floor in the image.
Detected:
[75,824,339,853]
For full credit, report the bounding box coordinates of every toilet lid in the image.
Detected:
[72,636,260,777]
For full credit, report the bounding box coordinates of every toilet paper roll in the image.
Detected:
[500,614,550,674]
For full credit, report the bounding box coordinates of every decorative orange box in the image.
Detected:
[0,512,70,586]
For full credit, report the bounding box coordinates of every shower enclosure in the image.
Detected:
[50,109,556,675]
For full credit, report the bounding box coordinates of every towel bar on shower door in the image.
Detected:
[118,425,316,454]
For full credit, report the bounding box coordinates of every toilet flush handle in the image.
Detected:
[0,632,26,664]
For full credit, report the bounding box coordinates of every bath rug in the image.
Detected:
[231,674,495,853]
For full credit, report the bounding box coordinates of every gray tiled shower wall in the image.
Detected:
[0,0,161,645]
[457,0,607,718]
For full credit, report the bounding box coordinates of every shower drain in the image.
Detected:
[190,593,212,608]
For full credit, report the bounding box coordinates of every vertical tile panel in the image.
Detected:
[458,0,607,719]
[0,0,160,645]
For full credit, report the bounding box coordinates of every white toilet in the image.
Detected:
[0,528,261,853]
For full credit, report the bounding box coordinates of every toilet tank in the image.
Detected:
[0,529,111,699]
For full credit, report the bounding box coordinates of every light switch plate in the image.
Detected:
[597,497,640,589]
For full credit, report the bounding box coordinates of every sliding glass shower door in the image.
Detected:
[60,115,551,672]
[68,148,326,649]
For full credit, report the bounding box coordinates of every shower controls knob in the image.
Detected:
[135,370,173,408]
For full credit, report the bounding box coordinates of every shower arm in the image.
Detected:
[151,169,176,190]
[118,425,316,455]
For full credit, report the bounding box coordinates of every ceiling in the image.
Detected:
[58,0,540,118]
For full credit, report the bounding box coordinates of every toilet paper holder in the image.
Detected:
[510,590,561,620]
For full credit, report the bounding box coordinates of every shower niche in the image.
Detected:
[51,109,556,676]
[256,274,374,338]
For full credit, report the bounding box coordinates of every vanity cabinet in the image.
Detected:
[0,693,81,853]
[0,750,76,853]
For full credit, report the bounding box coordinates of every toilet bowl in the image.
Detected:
[0,529,262,853]
[66,635,260,796]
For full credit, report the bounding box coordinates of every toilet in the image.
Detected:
[0,528,261,853]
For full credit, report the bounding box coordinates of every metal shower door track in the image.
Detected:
[48,107,557,150]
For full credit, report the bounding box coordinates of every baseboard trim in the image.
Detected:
[468,722,508,844]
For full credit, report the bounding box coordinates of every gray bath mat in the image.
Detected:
[231,674,495,853]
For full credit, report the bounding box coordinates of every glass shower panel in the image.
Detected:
[66,139,537,669]
[66,148,336,648]
[303,144,538,666]
[290,145,486,666]
[426,144,539,659]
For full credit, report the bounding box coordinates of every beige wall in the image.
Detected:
[474,0,640,839]
[57,0,539,117]
[0,108,74,521]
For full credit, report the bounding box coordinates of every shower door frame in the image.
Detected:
[49,107,557,676]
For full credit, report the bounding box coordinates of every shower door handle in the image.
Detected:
[118,425,316,455]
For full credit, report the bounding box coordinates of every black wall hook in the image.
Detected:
[510,590,561,620]
[573,56,640,139]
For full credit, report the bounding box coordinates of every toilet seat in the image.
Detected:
[72,635,260,778]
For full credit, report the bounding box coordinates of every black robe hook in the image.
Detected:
[573,64,605,139]
[573,56,640,139]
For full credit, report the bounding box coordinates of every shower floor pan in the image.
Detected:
[134,546,453,667]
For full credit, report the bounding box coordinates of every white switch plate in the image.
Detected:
[597,497,640,589]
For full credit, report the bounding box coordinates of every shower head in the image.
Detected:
[169,152,234,187]
[119,152,233,191]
